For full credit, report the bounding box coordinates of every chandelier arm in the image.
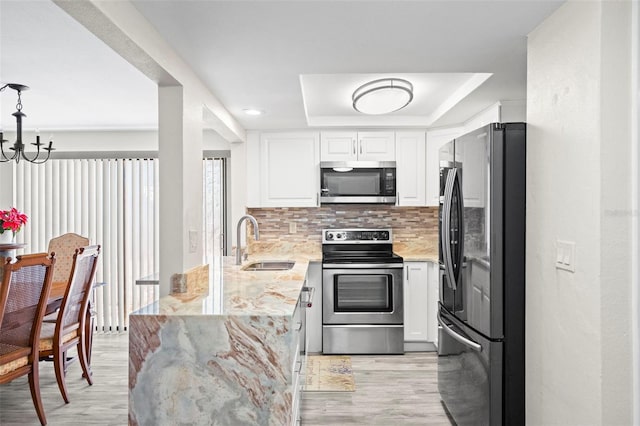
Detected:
[26,148,52,165]
[0,139,18,162]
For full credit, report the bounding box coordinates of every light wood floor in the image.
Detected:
[302,353,452,425]
[0,333,128,426]
[0,334,451,425]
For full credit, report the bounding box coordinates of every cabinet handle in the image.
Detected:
[352,139,356,155]
[316,193,319,206]
[359,140,363,155]
[405,265,409,281]
[296,321,303,331]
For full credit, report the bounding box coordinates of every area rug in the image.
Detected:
[305,355,355,392]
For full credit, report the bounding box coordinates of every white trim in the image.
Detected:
[632,0,640,423]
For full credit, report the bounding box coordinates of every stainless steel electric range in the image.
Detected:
[321,228,404,355]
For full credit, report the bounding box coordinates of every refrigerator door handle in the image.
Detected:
[441,168,457,290]
[437,312,482,352]
[451,167,465,288]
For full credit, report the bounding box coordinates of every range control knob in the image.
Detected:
[326,232,334,240]
[371,232,380,240]
[381,231,389,240]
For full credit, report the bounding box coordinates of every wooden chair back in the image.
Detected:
[47,233,89,284]
[57,245,100,333]
[0,253,56,350]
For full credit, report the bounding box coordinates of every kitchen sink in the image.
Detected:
[241,260,295,271]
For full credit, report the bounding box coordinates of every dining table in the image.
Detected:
[0,242,27,259]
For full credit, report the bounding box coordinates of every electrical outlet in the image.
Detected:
[289,222,297,234]
[555,240,575,272]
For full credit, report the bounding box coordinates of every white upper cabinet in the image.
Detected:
[425,127,464,207]
[260,132,320,207]
[320,131,395,162]
[357,131,395,161]
[319,131,358,161]
[396,131,426,206]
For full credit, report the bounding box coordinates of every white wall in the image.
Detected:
[526,1,634,424]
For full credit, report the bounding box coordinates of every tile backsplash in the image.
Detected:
[246,205,438,256]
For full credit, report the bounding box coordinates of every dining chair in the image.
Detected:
[39,245,100,404]
[45,232,96,371]
[47,233,89,285]
[0,252,56,426]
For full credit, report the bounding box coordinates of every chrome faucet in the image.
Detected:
[236,214,260,265]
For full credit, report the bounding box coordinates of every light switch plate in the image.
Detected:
[289,222,297,234]
[555,240,575,272]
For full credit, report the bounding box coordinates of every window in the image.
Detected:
[12,153,228,332]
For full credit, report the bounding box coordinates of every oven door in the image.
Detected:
[322,266,403,325]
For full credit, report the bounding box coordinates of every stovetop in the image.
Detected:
[321,228,403,264]
[322,251,404,264]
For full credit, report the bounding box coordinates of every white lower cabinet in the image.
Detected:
[404,261,429,342]
[404,261,439,350]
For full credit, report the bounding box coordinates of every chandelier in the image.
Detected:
[0,83,54,164]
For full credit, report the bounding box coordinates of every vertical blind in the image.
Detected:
[13,158,160,332]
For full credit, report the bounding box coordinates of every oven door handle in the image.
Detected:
[437,312,482,352]
[322,263,404,269]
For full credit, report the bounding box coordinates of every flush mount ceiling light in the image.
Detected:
[352,78,413,115]
[243,108,263,116]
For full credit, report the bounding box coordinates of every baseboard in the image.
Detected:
[404,341,437,352]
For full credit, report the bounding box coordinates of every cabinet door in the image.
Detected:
[305,262,323,353]
[260,132,320,207]
[320,131,357,161]
[396,131,426,206]
[403,262,429,342]
[357,131,396,161]
[427,262,439,346]
[425,127,464,206]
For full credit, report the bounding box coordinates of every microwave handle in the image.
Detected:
[352,139,356,155]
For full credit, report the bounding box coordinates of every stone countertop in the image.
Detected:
[132,255,311,317]
[395,249,439,263]
[129,254,312,426]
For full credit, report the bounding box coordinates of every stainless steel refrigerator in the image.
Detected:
[437,123,526,425]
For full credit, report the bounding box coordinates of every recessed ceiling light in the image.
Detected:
[352,78,413,115]
[243,109,263,116]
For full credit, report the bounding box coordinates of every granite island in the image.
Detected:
[128,256,311,426]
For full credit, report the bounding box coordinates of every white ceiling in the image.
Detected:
[1,0,565,134]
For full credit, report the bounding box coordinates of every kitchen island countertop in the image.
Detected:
[129,255,312,426]
[133,255,310,317]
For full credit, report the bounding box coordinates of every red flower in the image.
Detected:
[0,207,28,234]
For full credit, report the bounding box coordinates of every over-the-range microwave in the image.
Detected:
[320,161,397,204]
